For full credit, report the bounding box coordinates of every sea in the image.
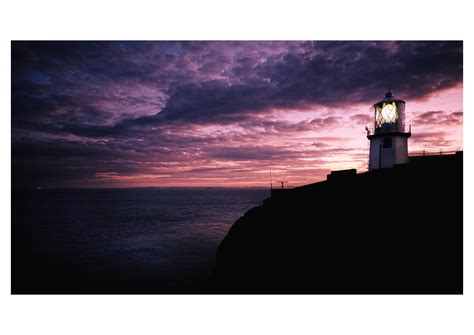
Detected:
[12,187,269,293]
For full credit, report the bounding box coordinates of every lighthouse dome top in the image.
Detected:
[373,89,405,106]
[372,89,407,132]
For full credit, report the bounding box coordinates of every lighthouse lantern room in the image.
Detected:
[367,90,411,170]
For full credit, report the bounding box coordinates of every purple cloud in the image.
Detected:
[11,41,463,188]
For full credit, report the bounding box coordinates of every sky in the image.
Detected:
[11,41,463,188]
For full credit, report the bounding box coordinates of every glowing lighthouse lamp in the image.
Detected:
[367,90,411,170]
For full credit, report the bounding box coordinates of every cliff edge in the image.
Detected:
[210,152,463,294]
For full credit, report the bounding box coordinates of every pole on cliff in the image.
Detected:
[270,167,273,190]
[277,181,288,189]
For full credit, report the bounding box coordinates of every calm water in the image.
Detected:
[12,188,269,293]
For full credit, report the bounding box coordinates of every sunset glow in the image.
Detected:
[12,41,463,188]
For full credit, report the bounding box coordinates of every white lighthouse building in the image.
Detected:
[367,90,411,170]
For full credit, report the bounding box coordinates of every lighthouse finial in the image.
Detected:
[386,88,393,98]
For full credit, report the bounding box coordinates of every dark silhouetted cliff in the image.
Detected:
[210,152,463,294]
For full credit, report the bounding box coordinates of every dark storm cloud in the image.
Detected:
[13,41,463,136]
[119,40,460,133]
[11,41,463,187]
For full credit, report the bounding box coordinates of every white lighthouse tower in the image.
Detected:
[367,90,411,170]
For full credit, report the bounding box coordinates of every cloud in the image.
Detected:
[350,114,372,125]
[208,145,303,161]
[13,41,463,135]
[11,41,463,187]
[410,131,454,147]
[412,110,463,125]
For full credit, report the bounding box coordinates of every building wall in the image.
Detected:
[394,136,410,164]
[369,136,409,170]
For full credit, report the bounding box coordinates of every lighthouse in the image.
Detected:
[367,90,411,170]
